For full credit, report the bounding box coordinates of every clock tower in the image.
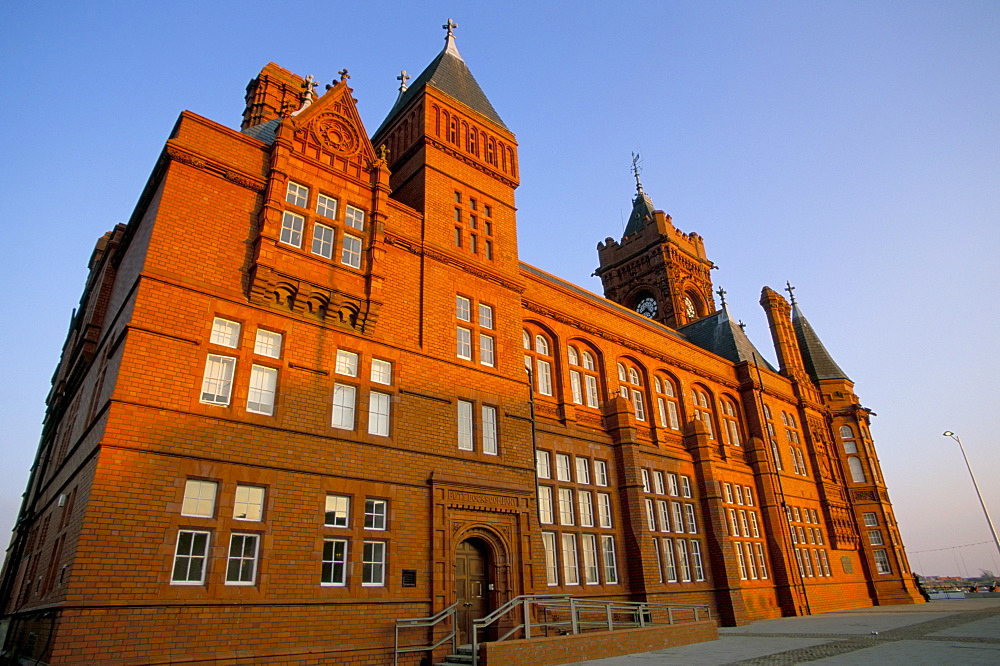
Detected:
[595,164,716,329]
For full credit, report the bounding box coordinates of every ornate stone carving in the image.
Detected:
[310,113,361,156]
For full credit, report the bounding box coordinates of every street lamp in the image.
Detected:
[943,431,1000,559]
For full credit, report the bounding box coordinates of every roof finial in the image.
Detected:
[338,68,350,82]
[785,281,798,306]
[292,75,318,115]
[397,70,411,93]
[716,286,727,308]
[631,152,644,196]
[443,18,459,39]
[739,320,747,331]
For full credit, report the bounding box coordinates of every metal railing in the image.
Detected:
[470,596,711,665]
[393,601,459,666]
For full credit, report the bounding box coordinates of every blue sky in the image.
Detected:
[2,1,998,577]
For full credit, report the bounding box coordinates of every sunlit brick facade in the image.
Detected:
[1,29,923,665]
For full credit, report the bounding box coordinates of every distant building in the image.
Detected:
[1,25,923,665]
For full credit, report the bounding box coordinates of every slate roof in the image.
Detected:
[373,34,507,139]
[242,117,280,145]
[680,306,777,371]
[623,190,657,237]
[792,304,851,381]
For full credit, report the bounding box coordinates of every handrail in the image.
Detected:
[469,596,711,665]
[393,601,460,666]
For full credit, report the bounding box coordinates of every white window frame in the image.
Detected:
[458,400,474,451]
[254,329,282,358]
[456,296,472,321]
[341,234,362,268]
[182,480,217,518]
[312,222,335,258]
[201,354,236,406]
[582,534,600,584]
[558,488,575,526]
[324,495,350,527]
[538,486,554,524]
[247,365,277,415]
[578,490,594,527]
[536,360,553,396]
[225,533,259,585]
[690,540,705,581]
[543,532,559,585]
[478,303,494,329]
[594,460,608,487]
[598,493,612,528]
[654,471,665,495]
[677,539,691,582]
[362,541,386,586]
[668,473,679,497]
[364,499,387,530]
[685,503,698,533]
[316,193,337,219]
[456,327,472,360]
[479,334,495,367]
[576,458,591,485]
[663,538,677,582]
[570,371,583,404]
[370,359,392,385]
[681,476,692,498]
[286,181,309,207]
[536,450,551,479]
[345,204,365,230]
[171,530,210,585]
[561,534,579,585]
[233,485,265,521]
[321,538,348,586]
[482,405,498,455]
[335,350,359,377]
[210,317,241,347]
[368,391,391,436]
[280,211,304,247]
[556,454,572,482]
[585,375,599,408]
[331,384,356,430]
[601,535,619,584]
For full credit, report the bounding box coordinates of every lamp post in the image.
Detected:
[943,431,1000,559]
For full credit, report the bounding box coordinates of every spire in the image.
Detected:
[623,153,656,237]
[791,300,851,381]
[373,20,508,138]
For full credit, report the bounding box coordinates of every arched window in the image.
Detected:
[618,362,646,421]
[848,457,867,483]
[567,344,600,408]
[840,425,858,453]
[654,374,681,430]
[720,397,742,446]
[524,328,554,396]
[567,346,579,366]
[691,388,715,439]
[762,404,783,470]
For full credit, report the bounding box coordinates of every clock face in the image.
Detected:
[636,296,658,319]
[683,296,697,319]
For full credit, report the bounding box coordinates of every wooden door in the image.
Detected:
[455,539,489,645]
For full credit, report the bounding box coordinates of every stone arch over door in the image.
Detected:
[452,525,512,643]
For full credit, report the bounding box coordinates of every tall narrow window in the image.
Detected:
[598,493,612,528]
[848,457,867,483]
[655,375,681,430]
[692,388,715,438]
[364,499,387,530]
[582,352,600,408]
[312,223,335,259]
[331,384,356,430]
[456,296,471,322]
[756,542,769,578]
[321,539,348,586]
[558,488,575,525]
[362,541,386,585]
[561,534,579,585]
[247,365,277,415]
[601,536,619,584]
[543,532,559,585]
[735,542,748,579]
[341,235,362,268]
[457,400,474,451]
[677,540,691,582]
[594,461,608,487]
[368,392,390,436]
[201,355,236,405]
[480,334,495,366]
[556,454,572,482]
[536,450,551,478]
[482,405,498,455]
[457,327,472,360]
[690,540,705,581]
[620,363,646,420]
[576,458,591,485]
[720,398,742,446]
[582,534,600,584]
[538,486,554,524]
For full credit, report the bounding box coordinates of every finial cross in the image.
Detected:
[716,286,727,307]
[397,70,411,92]
[631,152,644,195]
[443,18,458,38]
[339,68,350,81]
[785,281,797,305]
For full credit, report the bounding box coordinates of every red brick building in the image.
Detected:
[1,26,923,665]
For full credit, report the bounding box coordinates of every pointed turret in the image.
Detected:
[792,303,850,382]
[374,19,508,138]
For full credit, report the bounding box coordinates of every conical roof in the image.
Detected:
[680,306,777,371]
[374,32,507,138]
[792,304,851,381]
[623,190,656,237]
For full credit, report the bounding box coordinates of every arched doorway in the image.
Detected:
[455,538,491,645]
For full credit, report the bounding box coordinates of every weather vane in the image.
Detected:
[631,152,644,195]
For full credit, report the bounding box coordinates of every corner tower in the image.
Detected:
[372,20,520,278]
[595,164,715,329]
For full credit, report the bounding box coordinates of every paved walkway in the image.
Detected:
[571,598,1000,665]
